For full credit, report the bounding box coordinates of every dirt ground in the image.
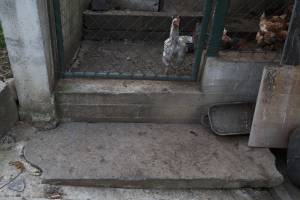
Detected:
[69,40,194,78]
[0,48,12,82]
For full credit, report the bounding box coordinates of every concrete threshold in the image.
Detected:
[24,123,283,189]
[55,79,256,123]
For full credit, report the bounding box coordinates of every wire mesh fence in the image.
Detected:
[58,0,204,81]
[217,0,293,64]
[55,0,295,81]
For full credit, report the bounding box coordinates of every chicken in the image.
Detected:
[222,28,233,49]
[162,17,193,67]
[222,28,248,50]
[256,11,290,49]
[259,14,288,33]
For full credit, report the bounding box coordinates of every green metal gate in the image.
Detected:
[52,0,215,81]
[53,0,292,81]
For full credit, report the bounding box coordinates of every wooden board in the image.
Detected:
[249,66,300,148]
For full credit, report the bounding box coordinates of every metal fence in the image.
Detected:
[206,0,293,64]
[53,0,208,81]
[53,0,293,81]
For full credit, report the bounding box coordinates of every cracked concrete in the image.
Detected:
[0,122,284,199]
[23,122,283,189]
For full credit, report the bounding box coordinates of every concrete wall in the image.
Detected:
[0,0,56,124]
[60,0,90,67]
[161,0,203,14]
[201,56,278,100]
[229,0,287,16]
[0,81,18,137]
[161,0,286,15]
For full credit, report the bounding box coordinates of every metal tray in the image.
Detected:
[208,102,255,136]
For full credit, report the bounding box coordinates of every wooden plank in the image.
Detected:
[281,0,300,65]
[249,66,300,148]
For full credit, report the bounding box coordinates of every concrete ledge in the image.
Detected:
[56,79,256,123]
[201,54,282,99]
[0,81,18,137]
[24,123,283,189]
[58,104,207,123]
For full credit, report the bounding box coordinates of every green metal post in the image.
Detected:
[207,0,230,57]
[53,0,65,78]
[281,0,300,65]
[192,0,214,81]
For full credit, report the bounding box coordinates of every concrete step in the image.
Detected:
[82,10,259,41]
[83,10,201,41]
[24,123,283,189]
[55,79,256,123]
[0,189,276,200]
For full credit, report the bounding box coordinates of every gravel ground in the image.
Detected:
[70,40,194,78]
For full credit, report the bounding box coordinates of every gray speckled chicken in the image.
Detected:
[163,17,193,66]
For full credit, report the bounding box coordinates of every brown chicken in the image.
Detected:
[256,5,293,49]
[222,28,248,50]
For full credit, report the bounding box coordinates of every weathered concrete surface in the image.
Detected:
[249,66,300,148]
[0,123,281,199]
[201,55,280,98]
[0,0,56,123]
[5,78,17,101]
[0,81,18,137]
[24,123,283,189]
[161,0,286,15]
[161,0,203,14]
[60,0,90,67]
[0,189,275,200]
[110,0,159,11]
[83,10,200,41]
[56,79,258,123]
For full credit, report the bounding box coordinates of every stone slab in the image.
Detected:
[249,66,300,148]
[0,124,277,200]
[0,81,18,137]
[24,123,283,189]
